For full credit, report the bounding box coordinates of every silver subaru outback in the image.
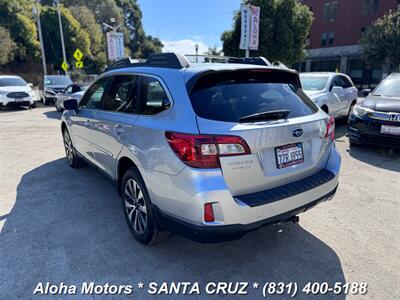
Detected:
[61,53,341,244]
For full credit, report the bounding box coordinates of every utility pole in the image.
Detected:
[195,44,199,63]
[33,1,47,75]
[56,0,68,76]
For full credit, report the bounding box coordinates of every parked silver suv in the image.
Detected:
[61,53,341,244]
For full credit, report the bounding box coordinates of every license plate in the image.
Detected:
[275,143,304,169]
[381,125,400,136]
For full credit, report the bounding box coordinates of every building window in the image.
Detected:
[363,0,379,16]
[323,1,338,22]
[328,32,335,46]
[321,32,327,47]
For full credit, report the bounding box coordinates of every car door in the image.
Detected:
[339,75,356,115]
[328,76,346,117]
[90,74,139,179]
[69,77,111,165]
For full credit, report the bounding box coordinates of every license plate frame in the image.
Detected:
[275,143,304,169]
[381,125,400,136]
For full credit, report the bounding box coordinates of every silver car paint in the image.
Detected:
[300,72,358,118]
[62,64,341,227]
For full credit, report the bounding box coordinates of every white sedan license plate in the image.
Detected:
[381,125,400,136]
[275,143,304,169]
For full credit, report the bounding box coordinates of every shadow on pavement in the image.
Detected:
[347,145,400,172]
[43,109,62,120]
[1,159,346,299]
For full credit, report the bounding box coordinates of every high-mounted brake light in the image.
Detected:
[165,132,251,168]
[325,116,335,141]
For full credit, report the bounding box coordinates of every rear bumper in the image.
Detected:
[348,112,400,148]
[155,185,338,243]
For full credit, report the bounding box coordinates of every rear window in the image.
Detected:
[189,70,318,123]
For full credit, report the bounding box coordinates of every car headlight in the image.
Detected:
[353,105,372,117]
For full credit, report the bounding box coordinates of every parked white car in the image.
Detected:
[0,75,36,110]
[300,72,358,118]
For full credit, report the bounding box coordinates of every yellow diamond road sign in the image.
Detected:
[61,61,69,72]
[76,61,84,68]
[73,48,83,61]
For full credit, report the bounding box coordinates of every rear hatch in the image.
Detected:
[188,68,333,196]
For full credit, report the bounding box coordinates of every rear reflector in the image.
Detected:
[165,132,251,168]
[204,203,215,222]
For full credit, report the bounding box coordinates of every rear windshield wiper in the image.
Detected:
[239,109,291,123]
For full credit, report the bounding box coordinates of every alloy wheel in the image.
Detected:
[63,131,74,165]
[124,178,147,234]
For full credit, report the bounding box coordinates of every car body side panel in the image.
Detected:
[65,108,97,164]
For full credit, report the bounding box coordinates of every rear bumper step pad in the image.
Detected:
[235,169,335,207]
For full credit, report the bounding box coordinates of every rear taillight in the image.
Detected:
[165,132,251,168]
[325,116,335,141]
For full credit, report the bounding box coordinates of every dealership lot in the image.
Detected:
[0,106,399,299]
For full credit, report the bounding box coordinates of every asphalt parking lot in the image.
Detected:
[0,105,399,299]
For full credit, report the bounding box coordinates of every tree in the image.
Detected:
[205,45,223,56]
[69,6,106,73]
[221,0,313,65]
[40,6,91,71]
[361,10,400,67]
[0,27,17,65]
[115,0,163,57]
[0,0,40,61]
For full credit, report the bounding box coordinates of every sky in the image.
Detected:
[137,0,241,54]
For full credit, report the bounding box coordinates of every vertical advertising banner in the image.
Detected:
[115,32,126,60]
[249,5,260,50]
[239,5,251,50]
[107,32,126,61]
[106,32,117,61]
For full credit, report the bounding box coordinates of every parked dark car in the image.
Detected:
[348,73,400,148]
[39,75,72,105]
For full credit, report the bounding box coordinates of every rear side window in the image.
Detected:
[189,70,317,123]
[138,76,170,115]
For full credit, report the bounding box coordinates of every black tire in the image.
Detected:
[31,103,37,109]
[121,167,169,244]
[62,129,84,168]
[43,98,48,106]
[321,105,329,114]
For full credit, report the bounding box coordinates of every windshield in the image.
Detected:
[300,76,329,91]
[44,76,72,86]
[189,70,317,123]
[373,78,400,98]
[0,77,27,87]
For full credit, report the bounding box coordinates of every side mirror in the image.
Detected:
[331,86,344,94]
[28,83,34,88]
[361,89,371,97]
[64,98,79,112]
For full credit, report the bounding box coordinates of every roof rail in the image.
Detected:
[104,52,190,72]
